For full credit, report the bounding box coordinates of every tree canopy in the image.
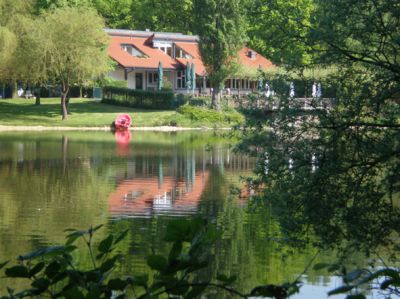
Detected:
[193,0,246,110]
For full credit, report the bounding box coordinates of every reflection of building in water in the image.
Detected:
[108,147,255,218]
[108,171,209,218]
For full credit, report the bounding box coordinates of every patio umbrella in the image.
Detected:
[157,61,163,90]
[191,63,196,92]
[289,82,295,98]
[258,78,263,92]
[186,62,192,90]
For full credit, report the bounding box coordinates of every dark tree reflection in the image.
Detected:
[237,103,400,255]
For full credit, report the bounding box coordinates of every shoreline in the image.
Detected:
[0,125,230,132]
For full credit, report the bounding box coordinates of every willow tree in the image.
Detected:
[0,0,34,96]
[193,0,246,110]
[22,6,110,119]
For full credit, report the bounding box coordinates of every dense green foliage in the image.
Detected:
[193,0,246,110]
[0,220,301,298]
[102,86,176,110]
[177,105,244,125]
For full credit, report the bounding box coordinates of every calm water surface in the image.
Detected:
[0,131,371,297]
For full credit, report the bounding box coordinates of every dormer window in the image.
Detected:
[248,50,257,60]
[175,46,192,59]
[121,44,147,58]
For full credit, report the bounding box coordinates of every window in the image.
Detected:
[175,46,192,59]
[247,50,257,60]
[121,44,146,58]
[148,72,159,84]
[157,46,172,57]
[176,71,186,89]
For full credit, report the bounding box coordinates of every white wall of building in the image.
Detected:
[127,72,136,89]
[108,68,125,81]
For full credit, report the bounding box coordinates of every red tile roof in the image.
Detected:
[108,36,179,69]
[175,42,207,76]
[239,46,274,69]
[107,33,274,75]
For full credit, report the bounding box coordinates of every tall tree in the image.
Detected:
[93,0,134,29]
[0,0,34,96]
[193,0,246,110]
[18,6,111,119]
[245,0,317,67]
[131,0,194,33]
[315,0,400,80]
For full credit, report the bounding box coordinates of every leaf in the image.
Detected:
[359,268,400,285]
[346,295,366,299]
[108,278,128,290]
[164,219,190,242]
[5,265,30,278]
[168,282,189,296]
[313,263,330,270]
[380,278,395,290]
[114,229,129,245]
[85,270,101,283]
[62,286,85,299]
[327,264,341,272]
[344,269,363,283]
[45,261,61,279]
[31,278,50,291]
[100,255,120,273]
[0,260,9,270]
[66,270,84,285]
[91,224,103,233]
[18,246,65,260]
[250,285,277,298]
[98,235,114,253]
[127,274,148,287]
[184,284,208,299]
[147,255,167,271]
[85,286,101,299]
[216,274,237,285]
[328,285,354,296]
[29,262,45,277]
[168,242,182,261]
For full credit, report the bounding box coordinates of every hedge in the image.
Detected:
[102,86,176,110]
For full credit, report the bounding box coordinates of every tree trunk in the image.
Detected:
[61,84,69,120]
[35,94,41,105]
[34,86,41,105]
[11,81,17,99]
[211,87,221,111]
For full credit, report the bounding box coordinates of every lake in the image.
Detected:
[0,131,380,298]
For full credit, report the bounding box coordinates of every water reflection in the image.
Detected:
[0,131,383,298]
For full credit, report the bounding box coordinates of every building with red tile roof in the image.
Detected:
[106,29,274,94]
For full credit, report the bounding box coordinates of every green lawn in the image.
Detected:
[0,98,243,128]
[0,98,179,128]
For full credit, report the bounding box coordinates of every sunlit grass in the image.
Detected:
[0,98,243,128]
[0,98,177,127]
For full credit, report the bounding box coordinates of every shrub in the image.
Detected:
[102,86,176,110]
[177,105,244,125]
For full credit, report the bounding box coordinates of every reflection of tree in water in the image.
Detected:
[237,110,399,255]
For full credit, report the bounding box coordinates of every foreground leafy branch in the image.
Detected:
[0,219,301,299]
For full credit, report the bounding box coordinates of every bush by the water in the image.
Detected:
[102,86,176,110]
[177,105,244,125]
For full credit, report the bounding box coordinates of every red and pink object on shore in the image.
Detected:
[114,114,132,130]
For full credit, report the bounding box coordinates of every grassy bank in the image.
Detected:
[0,98,243,128]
